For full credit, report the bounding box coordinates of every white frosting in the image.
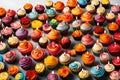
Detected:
[104,63,115,72]
[59,52,71,63]
[0,42,6,51]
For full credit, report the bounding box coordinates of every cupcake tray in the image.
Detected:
[0,0,120,80]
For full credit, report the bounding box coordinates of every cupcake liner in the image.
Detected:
[76,50,86,55]
[109,29,119,34]
[21,23,31,28]
[47,64,58,70]
[60,59,71,65]
[0,48,7,54]
[114,39,120,44]
[72,27,80,31]
[60,30,69,36]
[61,42,71,49]
[109,52,120,56]
[102,4,110,9]
[79,4,87,8]
[39,42,48,48]
[73,36,82,41]
[81,29,91,35]
[17,14,26,19]
[71,67,82,73]
[25,9,32,13]
[3,34,12,39]
[31,37,40,42]
[93,52,101,57]
[8,42,19,48]
[17,35,27,40]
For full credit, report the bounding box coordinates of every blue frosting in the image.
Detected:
[91,66,105,77]
[0,56,3,62]
[28,12,38,20]
[46,9,55,15]
[80,24,91,31]
[15,73,25,80]
[78,0,87,6]
[56,22,69,31]
[69,63,79,69]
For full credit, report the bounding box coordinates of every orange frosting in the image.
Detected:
[8,65,19,75]
[108,22,119,31]
[72,30,82,37]
[81,12,93,22]
[67,0,78,8]
[74,44,86,53]
[24,3,33,10]
[63,12,73,23]
[71,7,83,16]
[55,15,64,22]
[0,7,6,16]
[31,48,45,61]
[54,1,64,10]
[58,66,70,78]
[100,33,112,44]
[47,29,60,41]
[81,52,95,65]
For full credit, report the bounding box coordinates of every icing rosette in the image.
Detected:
[8,65,19,75]
[47,42,62,56]
[1,27,13,36]
[35,63,45,74]
[15,73,25,80]
[31,48,45,61]
[47,71,58,80]
[81,34,95,46]
[19,56,32,69]
[81,12,93,22]
[17,40,33,55]
[26,70,38,80]
[116,14,120,26]
[7,9,16,17]
[4,50,17,63]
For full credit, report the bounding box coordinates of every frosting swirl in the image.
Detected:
[59,52,71,63]
[15,73,25,80]
[35,63,45,74]
[79,69,90,79]
[8,65,19,75]
[1,27,13,36]
[56,21,69,31]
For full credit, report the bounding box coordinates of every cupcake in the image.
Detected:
[47,42,62,56]
[81,51,95,66]
[19,56,32,70]
[112,56,120,69]
[1,27,13,38]
[17,8,26,18]
[0,62,5,72]
[39,35,48,48]
[49,19,58,29]
[30,29,42,42]
[59,52,71,65]
[81,34,95,47]
[35,4,45,14]
[114,32,120,43]
[65,49,77,57]
[72,30,82,40]
[8,65,19,75]
[15,73,25,80]
[45,0,53,9]
[31,47,45,61]
[81,12,93,23]
[10,21,21,31]
[78,0,87,8]
[109,71,120,80]
[17,40,33,55]
[47,29,60,41]
[46,9,56,18]
[58,66,70,79]
[74,43,86,54]
[0,42,7,54]
[47,71,58,80]
[108,22,119,34]
[67,0,77,8]
[7,35,19,48]
[111,4,120,14]
[15,27,28,40]
[31,20,43,29]
[0,72,9,80]
[7,9,16,18]
[106,11,115,22]
[80,22,92,34]
[99,52,110,64]
[59,36,71,49]
[104,61,115,73]
[92,40,104,56]
[26,70,38,80]
[91,65,105,79]
[38,13,48,22]
[99,32,112,46]
[23,3,33,13]
[0,7,6,18]
[1,16,12,26]
[93,24,104,37]
[78,69,90,80]
[116,14,120,26]
[94,14,105,25]
[101,0,110,8]
[91,0,100,8]
[55,14,64,22]
[72,19,82,31]
[85,5,95,13]
[20,17,31,28]
[54,1,64,12]
[42,23,52,34]
[35,63,46,75]
[96,7,106,15]
[62,12,73,23]
[3,50,17,63]
[56,21,70,36]
[62,6,71,13]
[28,12,38,20]
[71,6,83,17]
[44,55,58,69]
[69,61,82,73]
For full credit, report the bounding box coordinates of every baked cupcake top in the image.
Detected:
[35,63,45,73]
[23,3,33,10]
[67,0,77,8]
[8,65,19,75]
[38,13,48,21]
[26,70,38,80]
[106,11,115,20]
[81,12,93,22]
[71,6,83,16]
[54,1,64,11]
[72,30,82,37]
[10,21,21,30]
[8,36,19,45]
[114,32,120,40]
[78,69,90,79]
[74,44,86,52]
[47,71,58,80]
[109,71,120,80]
[59,52,71,63]
[0,7,6,16]
[108,22,119,31]
[96,7,105,15]
[1,27,13,36]
[31,29,42,39]
[15,73,25,80]
[7,9,16,17]
[111,4,120,13]
[56,21,69,31]
[0,72,9,80]
[112,56,120,66]
[104,62,115,73]
[31,20,43,29]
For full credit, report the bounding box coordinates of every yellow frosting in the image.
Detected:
[101,0,110,4]
[79,70,90,79]
[0,62,4,71]
[31,20,43,29]
[8,36,19,45]
[35,63,45,73]
[0,72,9,80]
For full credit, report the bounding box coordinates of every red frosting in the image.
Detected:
[94,14,105,23]
[94,26,104,34]
[7,9,16,17]
[26,70,38,80]
[116,14,120,26]
[62,12,73,23]
[20,17,30,25]
[114,32,120,41]
[112,56,120,66]
[59,36,71,45]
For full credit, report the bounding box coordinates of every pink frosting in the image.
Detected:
[1,27,13,35]
[100,52,110,62]
[111,5,120,13]
[10,21,21,29]
[110,71,120,80]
